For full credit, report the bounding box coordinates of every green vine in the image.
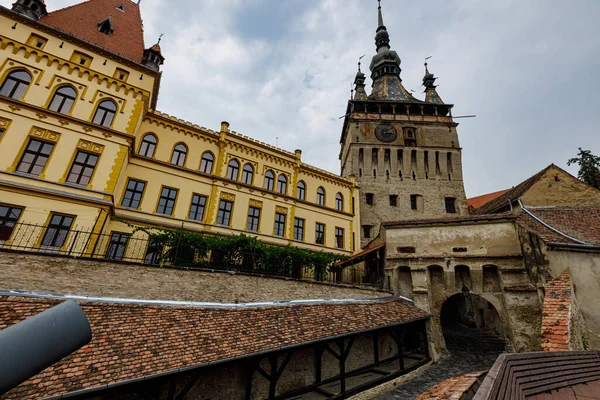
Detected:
[119,220,348,280]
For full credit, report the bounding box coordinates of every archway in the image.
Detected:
[440,293,505,354]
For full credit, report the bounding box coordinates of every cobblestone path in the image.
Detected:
[376,349,500,399]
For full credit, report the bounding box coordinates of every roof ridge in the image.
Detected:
[0,289,406,309]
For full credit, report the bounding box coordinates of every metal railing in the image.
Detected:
[1,222,389,289]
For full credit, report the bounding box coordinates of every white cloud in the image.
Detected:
[1,0,599,197]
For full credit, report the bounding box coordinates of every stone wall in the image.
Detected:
[0,251,389,303]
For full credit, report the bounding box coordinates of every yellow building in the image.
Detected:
[0,0,360,263]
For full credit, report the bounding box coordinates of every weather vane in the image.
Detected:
[158,33,164,44]
[425,55,432,67]
[358,54,365,72]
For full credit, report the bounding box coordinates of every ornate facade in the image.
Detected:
[339,2,468,247]
[0,0,360,260]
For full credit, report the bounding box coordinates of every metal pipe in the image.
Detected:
[0,300,92,395]
[546,242,600,251]
[517,199,590,245]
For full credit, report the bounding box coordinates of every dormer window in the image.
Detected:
[98,17,114,35]
[116,3,125,12]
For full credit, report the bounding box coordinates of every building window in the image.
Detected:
[362,225,372,239]
[16,138,54,176]
[144,238,164,265]
[247,206,261,232]
[227,159,240,181]
[315,223,325,245]
[264,170,275,191]
[274,213,286,237]
[445,197,457,214]
[0,70,31,99]
[48,86,77,114]
[157,187,178,215]
[171,143,187,167]
[189,194,207,221]
[317,187,325,206]
[335,193,343,211]
[139,134,157,158]
[389,195,398,206]
[335,227,344,249]
[366,193,374,205]
[277,174,288,195]
[217,200,233,226]
[0,205,23,242]
[92,100,117,128]
[41,214,74,248]
[242,164,254,185]
[105,233,129,260]
[121,179,146,209]
[200,151,214,174]
[114,68,129,81]
[410,194,423,211]
[66,151,99,186]
[293,218,304,241]
[296,181,306,201]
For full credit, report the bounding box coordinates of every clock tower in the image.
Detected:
[340,1,468,248]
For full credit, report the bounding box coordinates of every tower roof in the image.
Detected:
[41,0,145,63]
[368,1,420,102]
[423,62,444,104]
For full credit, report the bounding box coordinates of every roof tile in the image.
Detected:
[0,296,427,399]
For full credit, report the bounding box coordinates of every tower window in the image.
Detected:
[389,195,397,207]
[410,194,423,211]
[445,197,457,214]
[365,193,374,205]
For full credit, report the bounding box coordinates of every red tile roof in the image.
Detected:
[467,189,509,210]
[517,207,600,246]
[0,295,428,399]
[541,269,571,352]
[41,0,145,63]
[416,371,487,400]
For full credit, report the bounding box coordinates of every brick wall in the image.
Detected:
[541,268,571,351]
[0,251,389,303]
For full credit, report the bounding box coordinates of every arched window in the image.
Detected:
[139,134,157,158]
[296,181,306,201]
[277,174,287,195]
[242,163,254,185]
[92,100,117,127]
[171,143,187,166]
[200,151,214,174]
[0,70,31,99]
[335,193,343,211]
[264,170,275,191]
[48,85,76,114]
[227,159,240,180]
[317,187,325,206]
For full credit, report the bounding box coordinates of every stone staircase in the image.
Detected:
[443,323,506,353]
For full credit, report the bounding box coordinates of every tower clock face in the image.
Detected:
[375,123,398,143]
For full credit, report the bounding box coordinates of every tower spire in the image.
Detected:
[423,58,444,104]
[377,0,384,28]
[353,55,367,100]
[374,0,390,52]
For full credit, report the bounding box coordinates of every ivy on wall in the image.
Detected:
[121,221,348,280]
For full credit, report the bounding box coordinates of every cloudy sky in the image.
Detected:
[4,0,599,197]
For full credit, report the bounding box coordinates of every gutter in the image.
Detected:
[518,199,591,246]
[546,242,600,251]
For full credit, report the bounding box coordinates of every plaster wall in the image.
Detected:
[547,250,600,349]
[521,168,600,208]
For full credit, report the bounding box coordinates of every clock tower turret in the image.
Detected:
[339,1,468,248]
